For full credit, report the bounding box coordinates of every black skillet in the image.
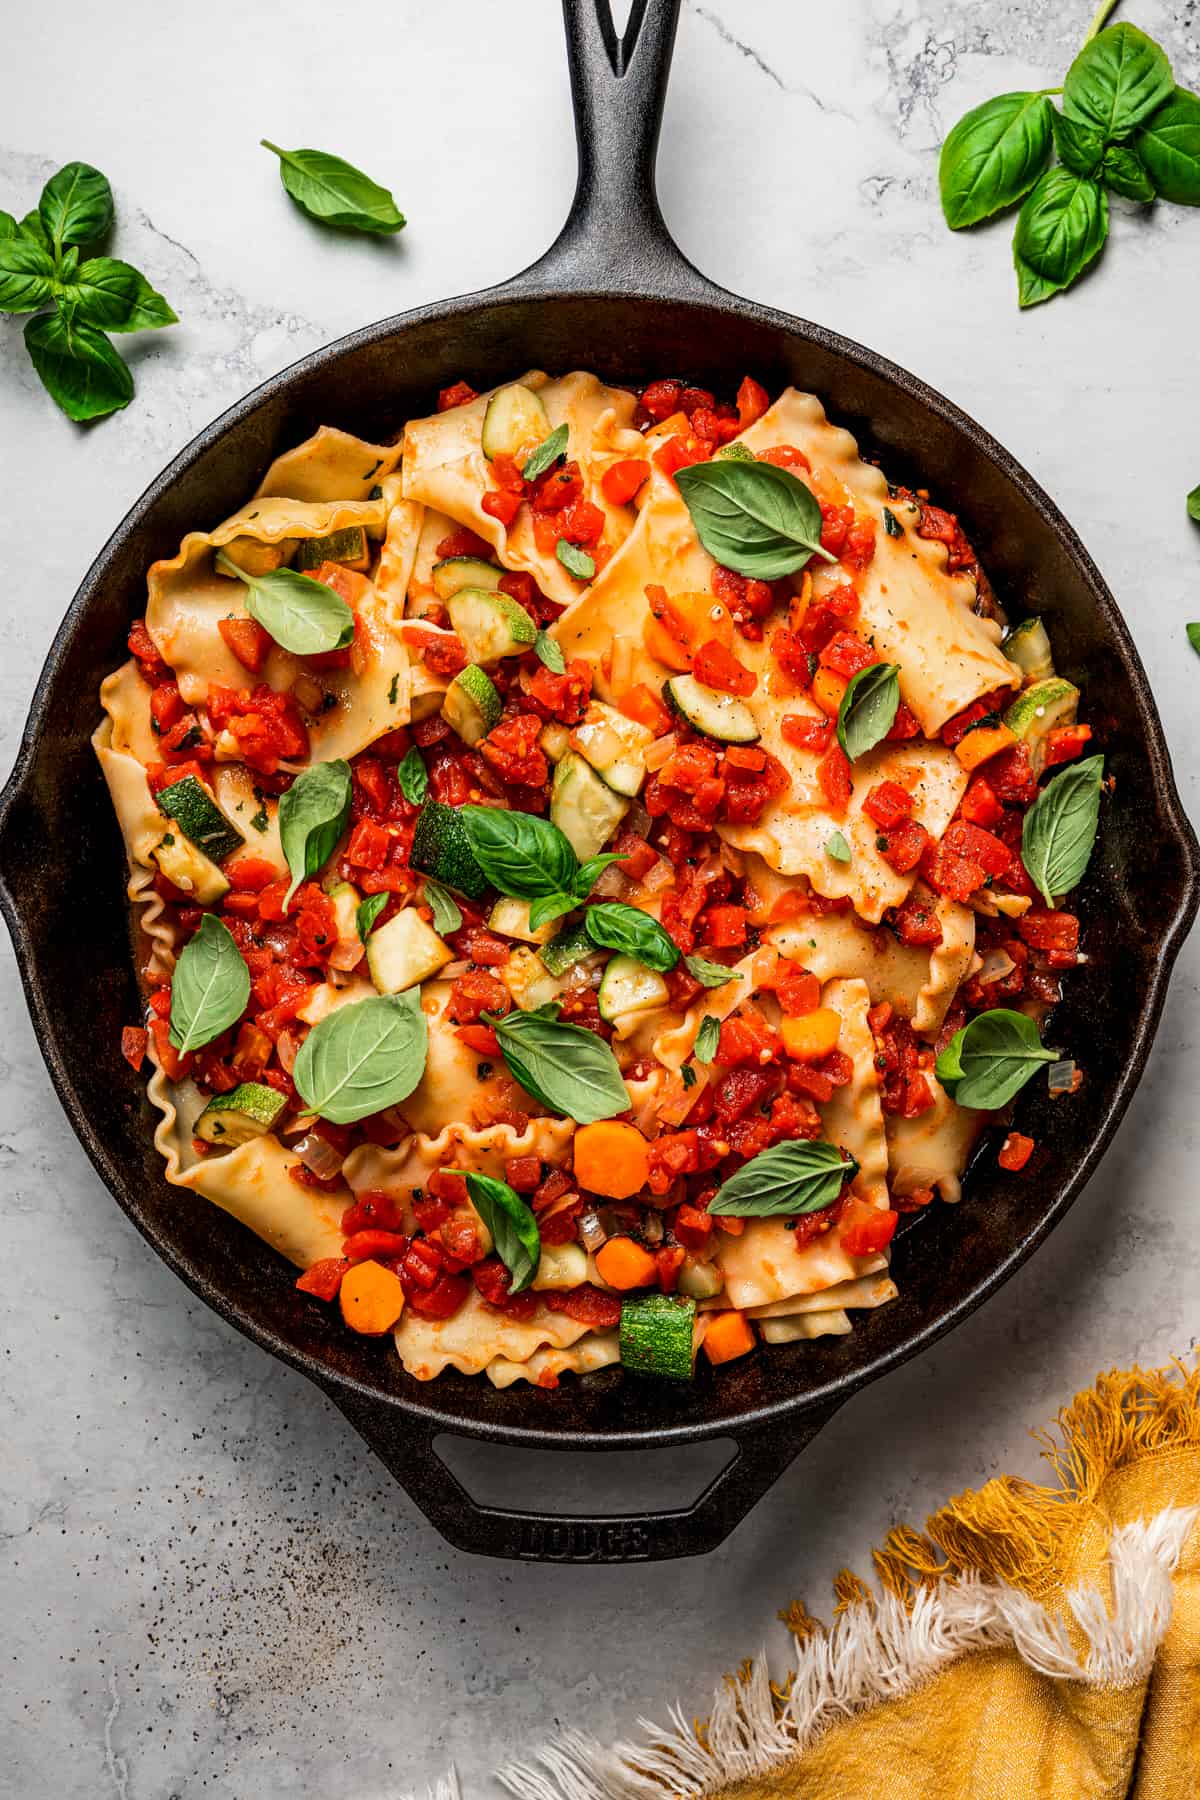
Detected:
[1,0,1196,1563]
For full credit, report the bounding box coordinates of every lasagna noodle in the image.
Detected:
[736,388,1020,733]
[93,724,181,972]
[393,1289,595,1381]
[405,506,468,618]
[253,425,403,503]
[486,1331,621,1389]
[886,1073,987,1204]
[743,1273,899,1319]
[759,1311,852,1342]
[819,977,890,1210]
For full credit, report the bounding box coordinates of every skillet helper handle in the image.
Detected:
[324,1386,842,1563]
[518,0,717,296]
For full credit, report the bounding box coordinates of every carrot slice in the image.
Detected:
[594,1236,658,1290]
[810,667,848,718]
[702,1310,756,1365]
[339,1259,405,1335]
[954,723,1018,772]
[573,1121,651,1199]
[780,1008,842,1062]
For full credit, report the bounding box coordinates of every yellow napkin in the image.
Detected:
[501,1360,1200,1800]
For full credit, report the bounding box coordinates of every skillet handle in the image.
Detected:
[514,0,719,297]
[323,1386,841,1563]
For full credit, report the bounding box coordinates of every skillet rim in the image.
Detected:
[1,273,1197,1453]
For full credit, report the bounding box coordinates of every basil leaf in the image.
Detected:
[1051,109,1104,177]
[1101,144,1155,201]
[826,830,852,863]
[1064,24,1174,140]
[1189,485,1200,522]
[684,953,743,989]
[521,424,569,484]
[168,914,250,1055]
[294,990,428,1124]
[19,210,53,253]
[1013,169,1108,304]
[1187,623,1200,656]
[461,804,578,900]
[938,91,1054,229]
[356,891,389,942]
[1014,252,1068,310]
[527,892,579,931]
[574,852,628,895]
[38,162,114,252]
[935,1007,1056,1110]
[556,539,595,581]
[215,551,355,657]
[1020,753,1104,905]
[534,629,566,674]
[836,662,900,760]
[23,312,133,421]
[464,1172,541,1293]
[675,459,836,580]
[1137,87,1200,204]
[0,235,56,313]
[693,1015,720,1064]
[584,902,680,972]
[278,759,353,909]
[0,211,16,240]
[487,1009,629,1123]
[425,880,463,935]
[708,1140,857,1218]
[260,141,406,235]
[59,257,176,332]
[397,746,428,806]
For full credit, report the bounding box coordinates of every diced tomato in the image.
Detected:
[601,458,651,506]
[819,503,854,558]
[406,1271,471,1320]
[437,380,477,412]
[863,781,913,830]
[653,433,708,479]
[342,1229,410,1262]
[148,681,184,735]
[544,1284,622,1329]
[998,1132,1035,1172]
[719,749,789,827]
[774,964,821,1017]
[611,829,659,882]
[692,638,756,696]
[674,1203,714,1251]
[654,1245,686,1292]
[447,969,510,1024]
[1018,910,1080,967]
[711,565,774,635]
[504,1156,541,1194]
[481,711,549,788]
[841,1207,898,1257]
[736,375,770,429]
[641,378,683,421]
[218,615,273,674]
[757,444,810,471]
[716,1006,779,1067]
[886,701,922,742]
[879,819,930,874]
[893,890,943,947]
[436,526,493,561]
[781,713,832,753]
[959,775,1004,829]
[121,1025,148,1071]
[819,633,877,679]
[701,904,748,949]
[1043,724,1093,768]
[618,683,672,737]
[817,743,853,814]
[296,1258,348,1301]
[481,488,522,527]
[725,745,766,772]
[842,519,877,572]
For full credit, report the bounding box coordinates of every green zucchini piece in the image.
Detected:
[677,1256,725,1301]
[597,953,670,1023]
[619,1293,698,1380]
[1003,677,1080,775]
[293,526,370,572]
[157,774,243,864]
[570,701,654,797]
[218,536,296,578]
[432,556,503,601]
[714,441,755,462]
[489,897,556,945]
[500,946,561,1012]
[539,919,593,976]
[195,1081,286,1146]
[409,802,489,901]
[1003,617,1055,683]
[481,382,550,461]
[664,674,759,745]
[150,833,230,905]
[539,721,571,763]
[366,906,453,993]
[550,751,628,860]
[442,663,502,746]
[447,586,537,663]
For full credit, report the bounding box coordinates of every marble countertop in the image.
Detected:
[3,2,1199,1794]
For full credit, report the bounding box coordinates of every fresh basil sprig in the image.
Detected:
[693,1015,720,1064]
[534,629,566,674]
[215,551,355,657]
[836,663,900,761]
[684,954,743,989]
[464,1172,541,1293]
[521,424,569,484]
[1187,623,1200,657]
[1188,484,1200,522]
[294,990,428,1124]
[356,892,389,942]
[278,759,353,908]
[584,902,680,972]
[1021,753,1104,905]
[260,141,406,235]
[424,880,463,936]
[397,746,428,806]
[556,539,595,581]
[0,162,175,420]
[460,804,625,929]
[826,830,852,864]
[935,1007,1057,1110]
[675,459,836,580]
[708,1140,857,1218]
[938,14,1200,307]
[485,1006,630,1123]
[168,914,250,1056]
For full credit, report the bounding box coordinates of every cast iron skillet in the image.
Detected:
[0,0,1196,1564]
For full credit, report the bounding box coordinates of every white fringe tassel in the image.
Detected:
[396,1775,461,1800]
[496,1507,1197,1800]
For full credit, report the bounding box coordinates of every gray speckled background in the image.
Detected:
[2,3,1199,1795]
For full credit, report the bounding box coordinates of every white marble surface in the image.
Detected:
[2,2,1199,1794]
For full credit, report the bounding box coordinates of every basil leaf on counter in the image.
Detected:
[486,1007,629,1123]
[935,1007,1057,1110]
[461,804,579,901]
[1051,108,1104,177]
[397,746,428,806]
[0,211,17,240]
[836,662,900,761]
[585,902,680,972]
[1137,88,1200,205]
[693,1015,720,1064]
[294,990,428,1124]
[1187,485,1200,522]
[38,162,114,252]
[260,141,406,234]
[826,830,852,863]
[58,257,177,332]
[521,423,569,484]
[684,954,743,989]
[356,891,389,942]
[1021,753,1104,905]
[1187,623,1200,656]
[278,759,353,908]
[1013,168,1108,305]
[0,235,56,313]
[216,551,355,657]
[676,459,836,580]
[465,1172,541,1293]
[424,880,463,935]
[169,914,250,1055]
[938,91,1055,228]
[1101,144,1156,201]
[556,539,595,581]
[708,1140,858,1218]
[24,311,133,421]
[534,629,566,674]
[1063,23,1173,140]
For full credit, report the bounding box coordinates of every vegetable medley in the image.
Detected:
[96,368,1102,1387]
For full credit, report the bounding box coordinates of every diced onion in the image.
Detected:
[640,1211,664,1246]
[292,673,326,715]
[1048,1058,1077,1095]
[640,859,674,895]
[281,1111,318,1141]
[592,862,629,899]
[644,733,677,772]
[978,949,1016,986]
[626,800,652,837]
[440,959,471,980]
[577,1210,609,1253]
[293,1131,344,1180]
[276,1030,300,1074]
